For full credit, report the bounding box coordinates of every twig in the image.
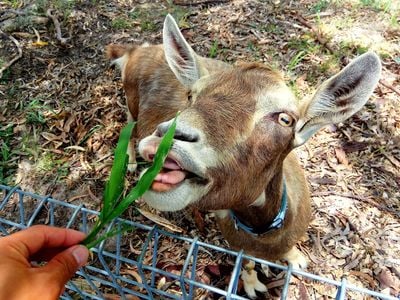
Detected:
[379,79,400,97]
[5,9,28,16]
[173,0,231,6]
[46,9,69,45]
[0,30,22,78]
[293,12,335,54]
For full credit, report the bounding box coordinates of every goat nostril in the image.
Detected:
[156,122,199,143]
[174,131,199,143]
[155,129,162,138]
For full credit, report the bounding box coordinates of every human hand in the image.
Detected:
[0,225,89,300]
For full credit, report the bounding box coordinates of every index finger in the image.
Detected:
[0,225,86,258]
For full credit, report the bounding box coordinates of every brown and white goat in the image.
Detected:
[107,15,381,297]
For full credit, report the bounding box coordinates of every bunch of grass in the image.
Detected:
[82,115,178,249]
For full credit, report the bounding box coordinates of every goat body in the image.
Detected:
[107,14,381,293]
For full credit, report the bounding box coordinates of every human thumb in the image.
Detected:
[42,245,89,285]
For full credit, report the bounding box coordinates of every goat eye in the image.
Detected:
[278,113,294,127]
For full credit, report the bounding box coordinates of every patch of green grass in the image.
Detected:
[37,152,69,179]
[128,8,158,32]
[259,23,284,35]
[25,99,49,125]
[247,41,262,60]
[318,55,341,74]
[26,111,46,125]
[311,0,330,13]
[165,3,191,28]
[209,40,219,58]
[359,0,391,12]
[288,36,321,54]
[111,17,131,30]
[21,131,41,161]
[389,14,399,27]
[0,58,11,83]
[0,124,15,185]
[128,10,141,20]
[35,0,76,18]
[141,20,157,32]
[339,41,369,56]
[4,0,20,8]
[288,80,302,99]
[78,124,103,146]
[288,50,307,73]
[286,37,322,75]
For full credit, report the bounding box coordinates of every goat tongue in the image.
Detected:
[151,169,187,192]
[163,157,182,170]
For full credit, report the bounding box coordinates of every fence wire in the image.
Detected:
[0,184,398,300]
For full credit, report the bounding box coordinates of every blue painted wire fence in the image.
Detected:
[0,184,398,300]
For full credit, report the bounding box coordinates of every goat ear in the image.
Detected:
[163,14,201,88]
[293,52,381,147]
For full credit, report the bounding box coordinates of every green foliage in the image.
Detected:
[35,0,76,18]
[162,2,191,28]
[311,0,330,13]
[4,0,20,8]
[78,124,103,146]
[209,40,219,58]
[25,99,48,125]
[359,0,391,12]
[288,50,307,72]
[140,20,157,32]
[111,18,131,30]
[37,152,69,178]
[82,114,178,249]
[0,57,11,83]
[128,8,158,32]
[339,41,369,56]
[20,131,41,160]
[0,125,14,184]
[261,23,284,35]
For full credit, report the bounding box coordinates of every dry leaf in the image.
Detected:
[65,145,86,151]
[378,267,400,293]
[349,271,377,289]
[157,277,166,290]
[122,269,143,284]
[64,114,76,133]
[334,147,349,167]
[32,41,49,47]
[206,264,221,277]
[41,132,62,141]
[298,281,310,300]
[137,209,184,233]
[192,207,206,233]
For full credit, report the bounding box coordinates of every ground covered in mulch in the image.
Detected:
[0,0,399,299]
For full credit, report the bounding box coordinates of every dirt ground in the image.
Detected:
[0,0,399,299]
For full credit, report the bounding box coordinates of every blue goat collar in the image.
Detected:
[230,181,288,236]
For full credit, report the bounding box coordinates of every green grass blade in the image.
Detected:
[103,114,178,222]
[85,223,134,250]
[82,114,178,248]
[101,122,134,220]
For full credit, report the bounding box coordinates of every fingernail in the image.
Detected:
[71,245,89,266]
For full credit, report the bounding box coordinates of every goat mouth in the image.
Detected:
[148,155,206,193]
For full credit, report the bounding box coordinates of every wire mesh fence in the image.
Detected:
[0,184,398,300]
